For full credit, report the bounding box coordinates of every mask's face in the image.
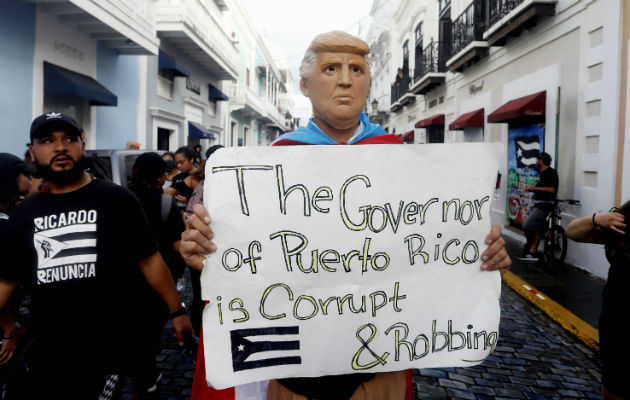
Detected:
[300,52,370,130]
[30,130,86,185]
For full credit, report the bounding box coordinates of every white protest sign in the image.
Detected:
[202,143,502,389]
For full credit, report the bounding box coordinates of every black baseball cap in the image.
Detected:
[30,112,82,142]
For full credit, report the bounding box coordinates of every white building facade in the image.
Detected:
[367,0,630,279]
[227,0,296,147]
[144,0,239,152]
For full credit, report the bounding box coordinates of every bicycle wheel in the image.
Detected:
[543,225,567,266]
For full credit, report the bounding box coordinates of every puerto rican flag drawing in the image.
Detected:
[514,136,541,169]
[191,329,413,400]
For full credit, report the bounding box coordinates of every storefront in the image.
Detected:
[415,114,445,143]
[488,91,546,227]
[449,108,484,142]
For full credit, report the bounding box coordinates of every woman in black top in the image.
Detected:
[164,146,199,211]
[566,202,629,400]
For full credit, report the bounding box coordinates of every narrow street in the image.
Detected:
[140,250,604,400]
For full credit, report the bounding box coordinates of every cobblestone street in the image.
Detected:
[413,283,601,399]
[138,273,602,400]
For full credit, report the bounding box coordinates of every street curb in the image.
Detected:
[501,271,600,352]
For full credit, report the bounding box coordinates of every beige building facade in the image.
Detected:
[367,0,630,278]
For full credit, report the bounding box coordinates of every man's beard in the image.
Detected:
[35,154,88,185]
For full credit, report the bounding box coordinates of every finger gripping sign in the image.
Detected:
[202,143,503,389]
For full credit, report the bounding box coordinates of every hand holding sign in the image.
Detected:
[196,143,505,389]
[181,205,216,271]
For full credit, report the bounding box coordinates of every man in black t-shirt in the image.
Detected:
[519,152,559,261]
[0,113,193,399]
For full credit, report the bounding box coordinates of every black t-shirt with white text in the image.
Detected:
[1,179,157,371]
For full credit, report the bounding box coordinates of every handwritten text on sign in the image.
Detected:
[202,143,502,389]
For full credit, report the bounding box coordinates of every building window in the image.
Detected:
[402,40,409,74]
[157,70,173,100]
[246,68,250,88]
[415,22,423,76]
[257,124,262,145]
[415,23,423,44]
[208,100,217,117]
[157,127,171,150]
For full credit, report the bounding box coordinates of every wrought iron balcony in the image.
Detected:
[488,0,524,27]
[446,0,489,73]
[411,39,450,95]
[414,39,450,79]
[484,0,557,46]
[391,72,411,106]
[451,1,485,57]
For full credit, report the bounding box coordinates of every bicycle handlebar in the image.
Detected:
[556,199,581,205]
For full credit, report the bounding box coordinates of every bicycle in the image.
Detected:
[542,198,580,267]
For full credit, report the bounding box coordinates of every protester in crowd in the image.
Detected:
[180,31,511,400]
[22,149,41,197]
[184,145,223,334]
[193,145,203,165]
[163,159,177,190]
[566,204,628,400]
[518,152,559,261]
[162,151,176,162]
[0,112,193,399]
[161,152,179,190]
[0,153,33,228]
[129,152,187,396]
[0,153,33,368]
[165,146,199,212]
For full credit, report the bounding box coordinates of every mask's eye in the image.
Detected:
[352,66,362,73]
[326,65,336,72]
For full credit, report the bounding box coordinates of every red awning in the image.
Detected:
[415,114,445,128]
[487,91,546,123]
[401,130,414,142]
[449,108,484,130]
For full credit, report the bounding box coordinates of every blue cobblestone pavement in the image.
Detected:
[135,274,602,399]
